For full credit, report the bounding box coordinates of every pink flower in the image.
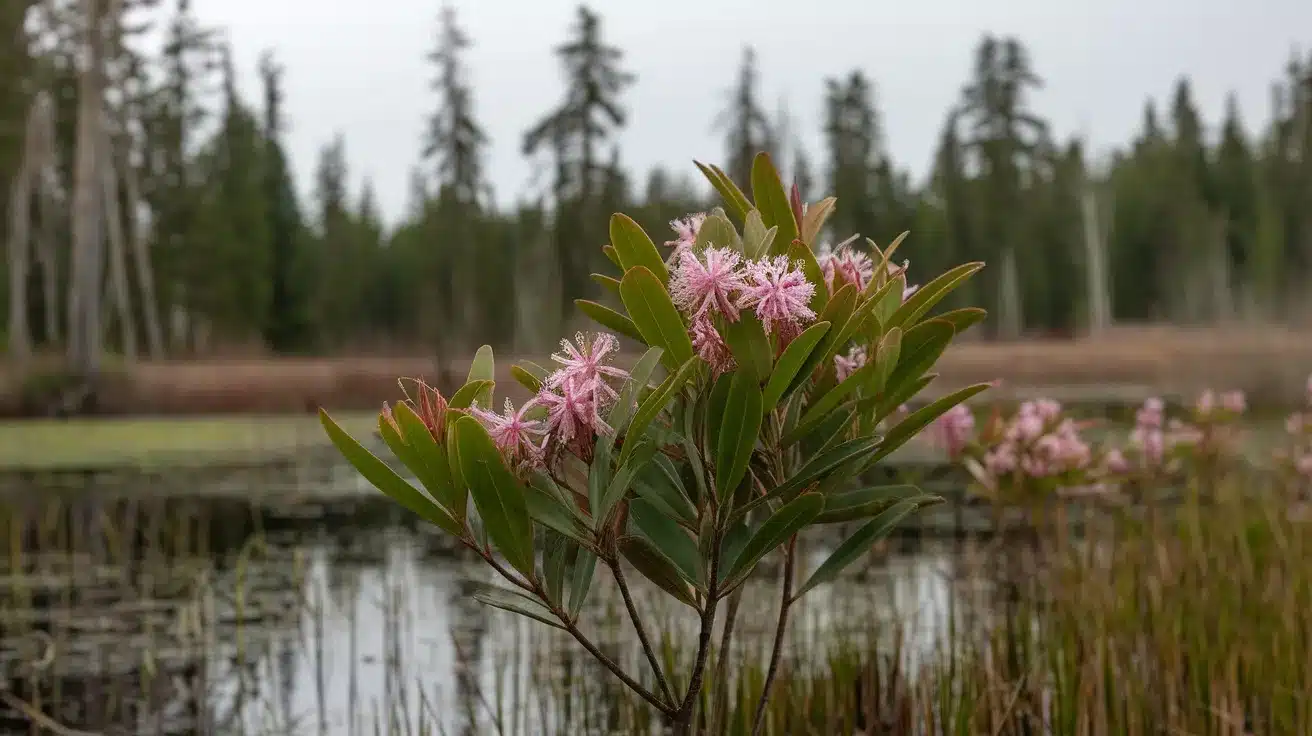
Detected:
[536,377,613,445]
[930,404,975,460]
[470,397,547,468]
[1103,448,1128,474]
[1220,390,1246,414]
[669,247,747,321]
[738,256,817,336]
[690,315,736,375]
[1131,426,1165,466]
[664,213,706,259]
[546,332,629,405]
[1297,453,1312,479]
[903,283,919,302]
[834,347,867,382]
[819,241,874,292]
[1135,398,1164,430]
[1287,413,1306,435]
[1195,389,1216,417]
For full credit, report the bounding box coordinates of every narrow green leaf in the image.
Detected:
[763,321,830,411]
[629,498,706,589]
[523,479,593,546]
[619,535,700,609]
[577,299,646,344]
[602,243,622,269]
[619,267,694,371]
[450,380,493,410]
[634,458,697,526]
[935,307,988,336]
[466,345,495,407]
[788,284,856,395]
[794,360,875,435]
[610,347,665,435]
[714,372,763,504]
[883,319,955,403]
[453,416,536,577]
[724,493,823,587]
[751,152,799,246]
[737,435,882,519]
[868,275,906,329]
[591,273,622,296]
[610,213,670,283]
[800,196,837,246]
[786,239,828,310]
[814,485,928,524]
[793,499,926,599]
[472,585,564,629]
[694,211,741,252]
[598,441,656,530]
[887,262,985,329]
[742,209,778,259]
[874,373,937,422]
[568,550,598,620]
[717,520,753,583]
[543,532,570,606]
[623,357,697,466]
[694,160,751,222]
[720,313,773,382]
[704,370,733,450]
[510,365,543,394]
[392,402,462,517]
[866,383,991,467]
[869,327,902,397]
[321,409,463,537]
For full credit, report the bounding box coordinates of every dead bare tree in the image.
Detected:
[101,124,136,359]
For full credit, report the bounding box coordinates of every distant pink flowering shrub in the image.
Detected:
[1276,375,1312,490]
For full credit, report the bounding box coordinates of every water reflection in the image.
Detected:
[0,483,970,735]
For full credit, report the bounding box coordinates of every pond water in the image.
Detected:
[0,464,984,736]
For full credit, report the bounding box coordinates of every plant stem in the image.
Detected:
[610,556,676,707]
[673,525,722,735]
[486,549,674,717]
[711,586,744,733]
[750,534,797,736]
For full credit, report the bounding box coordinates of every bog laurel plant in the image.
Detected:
[320,152,990,734]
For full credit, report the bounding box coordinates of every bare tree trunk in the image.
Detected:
[998,246,1023,340]
[7,112,37,360]
[36,167,60,344]
[67,0,111,379]
[1082,187,1112,335]
[100,123,136,359]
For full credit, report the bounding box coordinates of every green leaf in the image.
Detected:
[619,267,695,371]
[694,160,751,222]
[568,549,598,620]
[598,441,656,530]
[629,498,706,589]
[788,284,856,395]
[935,307,988,337]
[793,499,926,600]
[591,273,622,297]
[602,243,622,269]
[610,347,665,435]
[723,493,823,588]
[510,365,543,394]
[577,299,646,344]
[737,435,882,519]
[794,360,875,436]
[887,262,985,330]
[751,152,799,247]
[720,313,773,382]
[610,213,670,283]
[815,485,930,524]
[869,327,902,397]
[523,478,593,546]
[868,275,906,329]
[786,239,828,311]
[704,370,733,450]
[717,520,753,583]
[453,416,536,577]
[472,585,563,629]
[800,196,836,246]
[883,319,955,403]
[741,209,777,259]
[623,357,698,466]
[714,371,763,504]
[543,532,571,606]
[694,211,741,252]
[619,535,700,609]
[866,383,991,467]
[763,321,830,411]
[634,457,697,526]
[450,380,493,410]
[392,402,463,518]
[321,409,463,537]
[874,373,937,422]
[467,345,495,407]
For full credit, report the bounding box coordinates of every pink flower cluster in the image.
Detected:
[928,404,975,460]
[1279,375,1312,483]
[834,346,867,382]
[664,213,706,260]
[817,244,920,302]
[668,246,817,374]
[470,332,631,472]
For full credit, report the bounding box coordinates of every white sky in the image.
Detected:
[191,0,1312,225]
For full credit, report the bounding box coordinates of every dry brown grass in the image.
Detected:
[2,325,1311,417]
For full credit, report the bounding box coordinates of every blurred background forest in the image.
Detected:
[4,0,1312,372]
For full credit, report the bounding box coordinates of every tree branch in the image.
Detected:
[610,556,676,707]
[751,534,797,736]
[674,524,722,734]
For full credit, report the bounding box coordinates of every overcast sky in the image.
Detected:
[191,0,1311,226]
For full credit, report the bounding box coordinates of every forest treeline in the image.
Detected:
[3,1,1312,372]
